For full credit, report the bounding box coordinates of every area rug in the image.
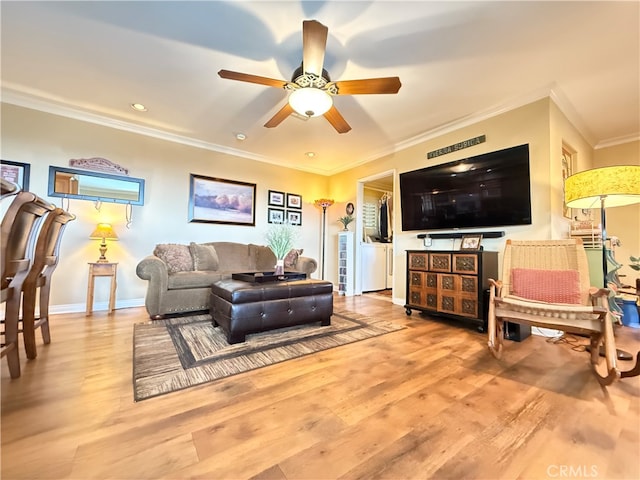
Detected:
[133,309,404,401]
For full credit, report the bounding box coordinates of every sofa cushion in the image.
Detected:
[207,242,254,272]
[250,244,278,271]
[189,242,219,271]
[284,248,303,268]
[154,243,193,274]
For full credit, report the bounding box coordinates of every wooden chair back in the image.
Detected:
[1,178,20,199]
[1,192,54,378]
[21,208,76,359]
[500,238,592,305]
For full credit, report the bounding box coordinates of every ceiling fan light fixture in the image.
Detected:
[288,88,332,117]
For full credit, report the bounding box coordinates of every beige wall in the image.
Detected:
[1,104,328,312]
[329,98,562,301]
[3,99,637,312]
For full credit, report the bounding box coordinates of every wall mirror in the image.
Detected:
[48,166,145,205]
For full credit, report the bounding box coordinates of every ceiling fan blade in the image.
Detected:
[333,77,402,95]
[264,103,294,128]
[324,105,352,134]
[218,69,289,89]
[302,20,328,77]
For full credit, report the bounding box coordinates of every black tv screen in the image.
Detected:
[400,144,532,231]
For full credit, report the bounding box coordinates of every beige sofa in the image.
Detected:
[136,242,317,319]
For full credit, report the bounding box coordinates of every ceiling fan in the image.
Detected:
[218,20,402,134]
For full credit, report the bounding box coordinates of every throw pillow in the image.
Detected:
[153,243,193,274]
[189,242,219,271]
[511,268,582,304]
[284,248,303,268]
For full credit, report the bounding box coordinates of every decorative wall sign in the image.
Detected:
[427,135,486,159]
[69,157,129,175]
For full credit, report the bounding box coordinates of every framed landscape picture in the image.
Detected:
[267,208,285,224]
[286,209,302,226]
[286,193,302,209]
[268,190,285,207]
[188,174,256,226]
[1,160,30,191]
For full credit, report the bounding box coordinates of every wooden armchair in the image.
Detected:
[487,239,640,386]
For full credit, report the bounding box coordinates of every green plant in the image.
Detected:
[338,215,354,229]
[630,256,640,271]
[265,222,297,259]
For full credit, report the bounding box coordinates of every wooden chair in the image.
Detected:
[1,192,54,378]
[21,208,76,359]
[1,178,20,199]
[487,239,640,386]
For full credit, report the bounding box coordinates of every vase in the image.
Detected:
[274,259,285,276]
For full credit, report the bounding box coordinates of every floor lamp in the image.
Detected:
[314,198,334,280]
[565,165,640,358]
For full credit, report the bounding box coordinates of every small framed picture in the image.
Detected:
[286,210,302,226]
[267,208,285,224]
[287,193,302,209]
[1,160,30,191]
[268,190,285,207]
[346,202,354,215]
[460,234,483,251]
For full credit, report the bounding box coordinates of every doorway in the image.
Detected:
[355,170,395,298]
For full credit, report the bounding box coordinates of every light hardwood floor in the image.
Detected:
[2,295,639,480]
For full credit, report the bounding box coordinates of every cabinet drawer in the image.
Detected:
[430,253,451,272]
[408,252,429,271]
[453,254,478,274]
[459,275,478,297]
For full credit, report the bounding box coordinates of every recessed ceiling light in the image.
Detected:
[130,103,147,112]
[305,152,316,158]
[235,133,247,141]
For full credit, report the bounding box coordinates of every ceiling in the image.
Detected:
[2,1,638,176]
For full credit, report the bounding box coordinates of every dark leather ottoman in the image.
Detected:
[210,279,333,344]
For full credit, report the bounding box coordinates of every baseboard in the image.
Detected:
[48,297,145,315]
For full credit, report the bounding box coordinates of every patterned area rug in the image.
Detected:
[133,309,405,401]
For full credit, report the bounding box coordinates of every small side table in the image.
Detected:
[86,262,118,315]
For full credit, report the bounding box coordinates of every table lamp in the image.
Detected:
[314,198,334,280]
[90,223,118,263]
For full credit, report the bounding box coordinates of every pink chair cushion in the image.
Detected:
[511,268,582,304]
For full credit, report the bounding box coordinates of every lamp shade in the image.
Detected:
[288,88,333,117]
[314,198,335,209]
[565,165,640,209]
[90,223,118,240]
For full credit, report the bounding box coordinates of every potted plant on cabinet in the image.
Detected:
[338,215,354,231]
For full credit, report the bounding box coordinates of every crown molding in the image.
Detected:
[594,133,640,149]
[4,85,634,177]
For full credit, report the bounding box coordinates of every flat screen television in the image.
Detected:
[400,144,532,231]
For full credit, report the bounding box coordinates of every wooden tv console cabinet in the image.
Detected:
[404,250,499,330]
